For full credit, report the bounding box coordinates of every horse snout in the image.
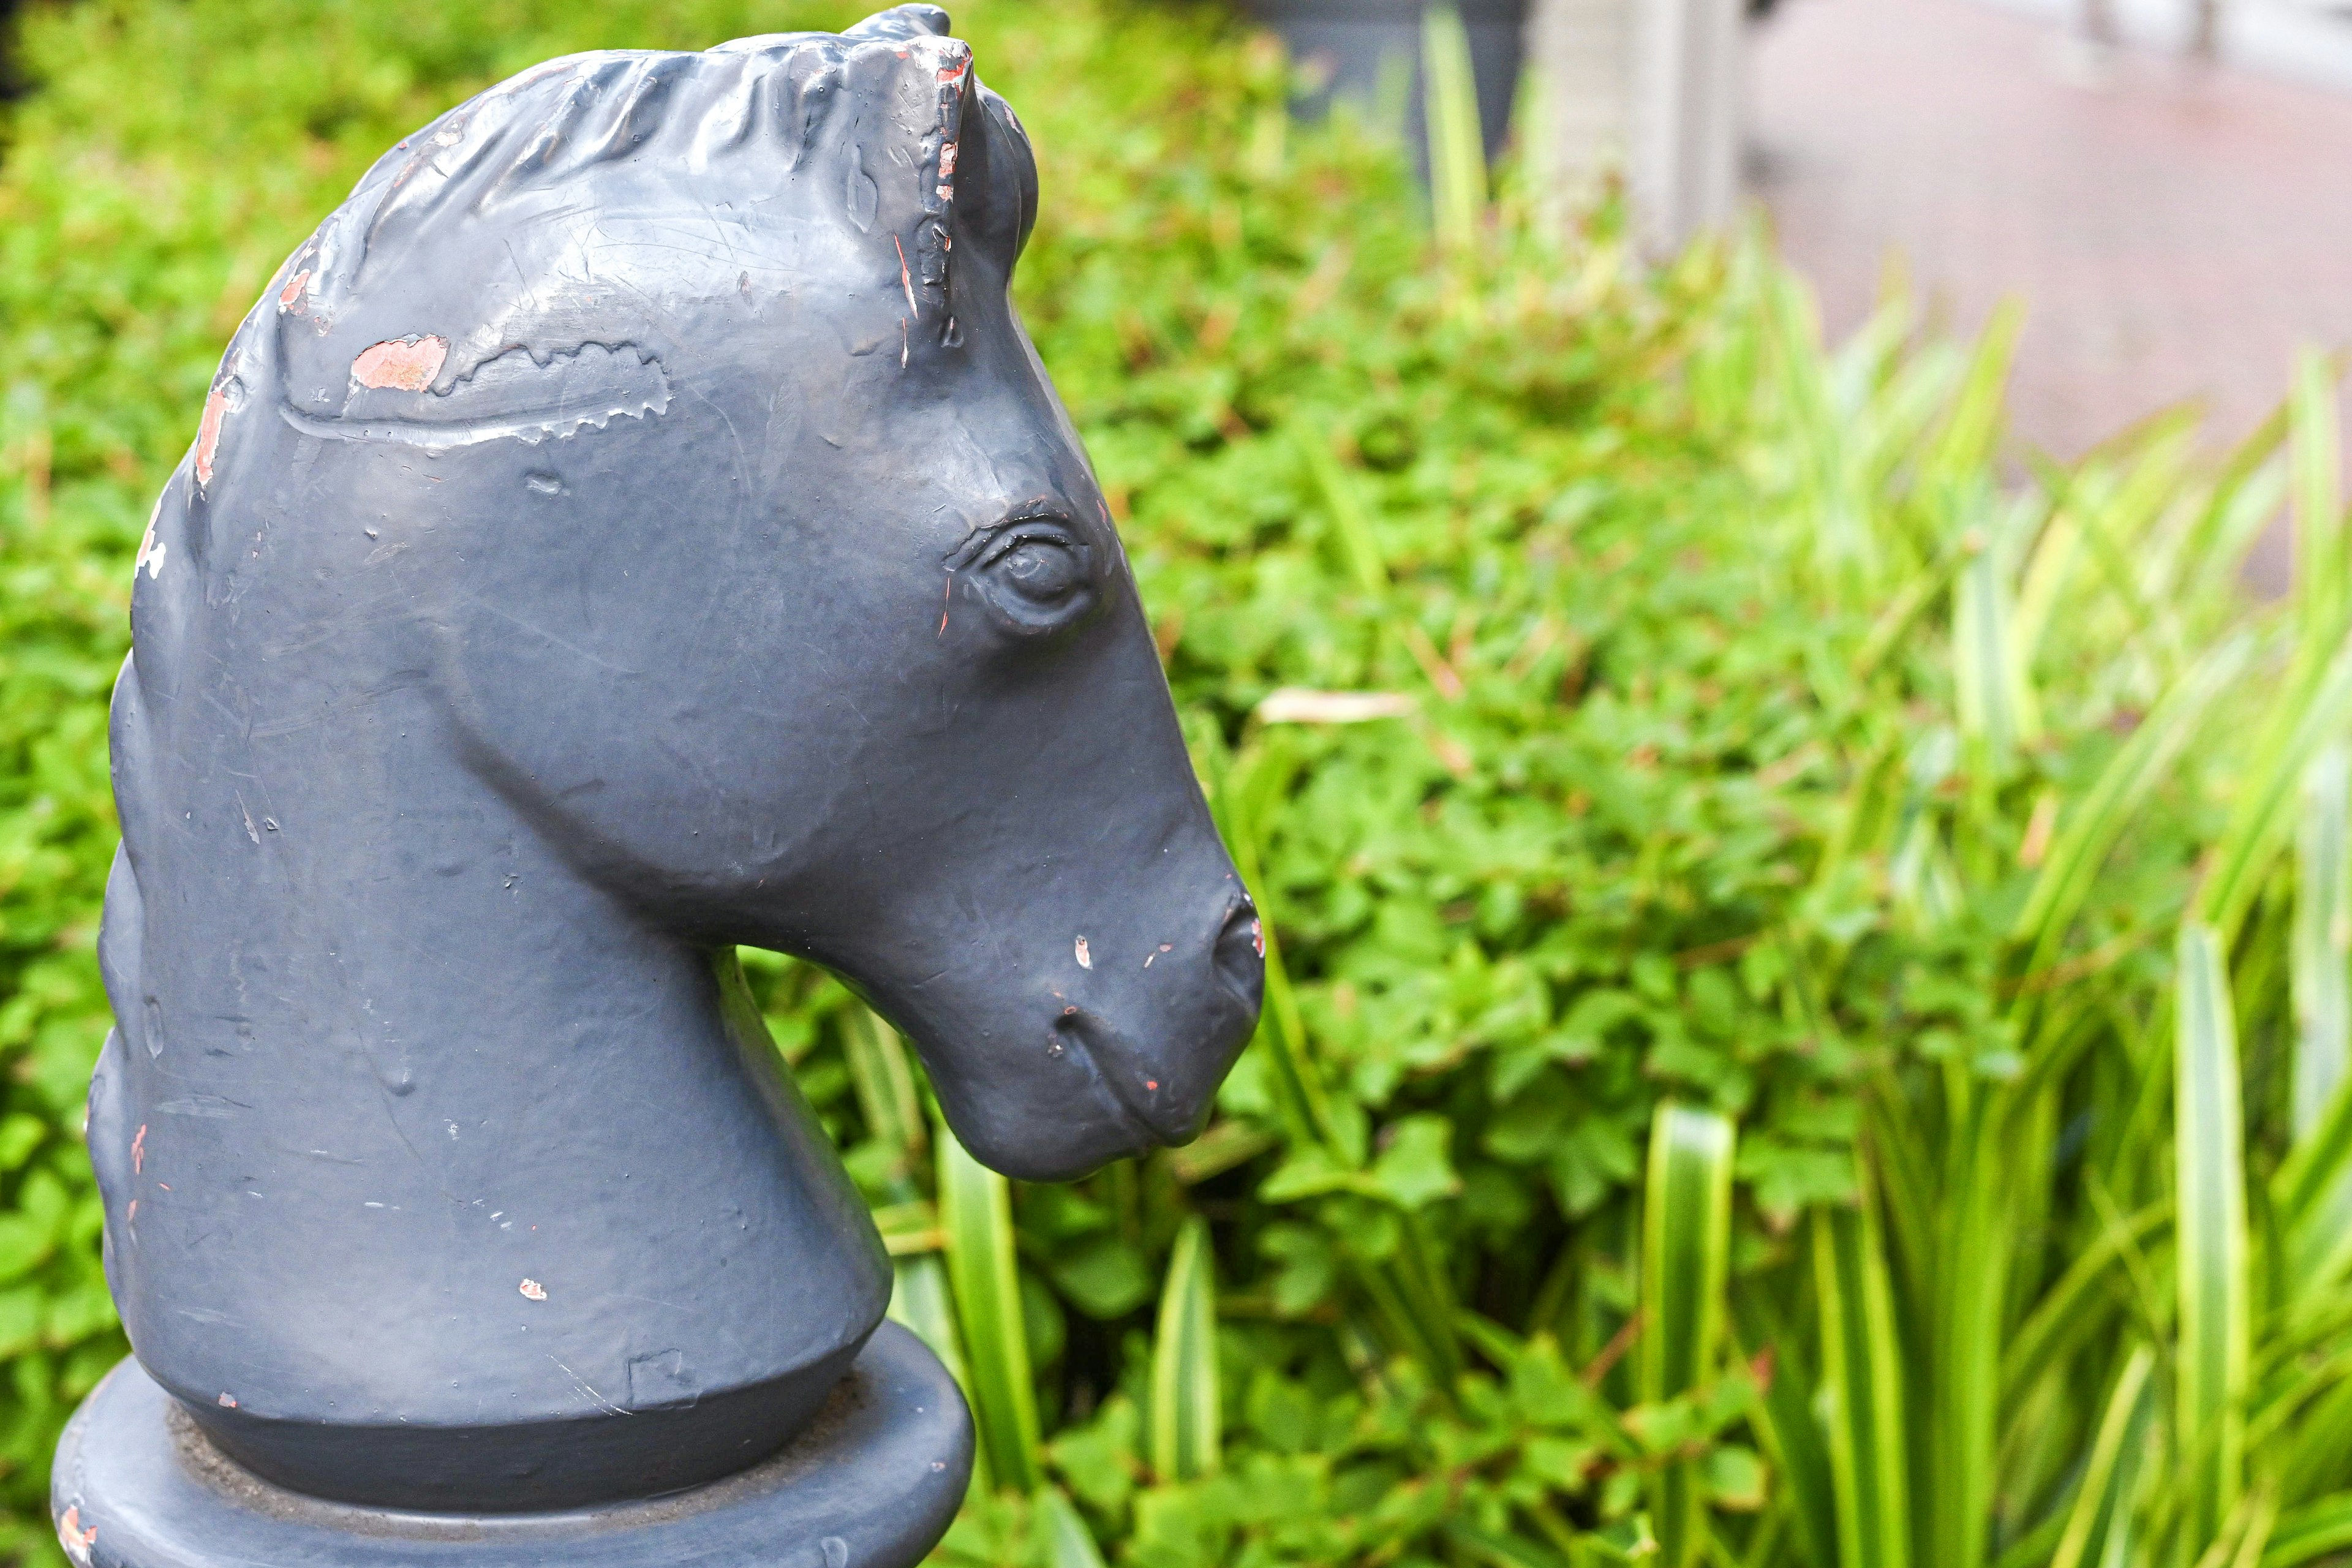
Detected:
[1213,899,1266,1007]
[1071,899,1262,1149]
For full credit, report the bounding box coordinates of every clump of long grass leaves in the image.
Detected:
[4,1,2352,1564]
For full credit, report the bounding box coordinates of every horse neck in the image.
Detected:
[126,687,733,1113]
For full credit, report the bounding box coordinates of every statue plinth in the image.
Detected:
[54,1324,967,1568]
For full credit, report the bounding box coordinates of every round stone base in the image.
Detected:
[50,1321,972,1568]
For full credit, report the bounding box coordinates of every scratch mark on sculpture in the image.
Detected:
[132,1124,146,1175]
[352,336,450,393]
[894,235,918,317]
[939,571,952,637]
[548,1354,631,1416]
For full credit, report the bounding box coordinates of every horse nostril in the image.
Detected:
[1213,900,1265,1004]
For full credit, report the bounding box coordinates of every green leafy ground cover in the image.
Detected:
[4,2,2352,1566]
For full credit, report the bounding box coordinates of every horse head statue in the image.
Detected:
[83,4,1262,1522]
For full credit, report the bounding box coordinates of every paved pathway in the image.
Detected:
[1751,0,2352,588]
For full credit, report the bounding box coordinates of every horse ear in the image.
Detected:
[843,5,953,42]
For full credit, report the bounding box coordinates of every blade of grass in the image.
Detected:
[1732,1295,1838,1568]
[1040,1485,1112,1568]
[2288,744,2352,1289]
[2177,919,2252,1555]
[2265,1493,2352,1568]
[1297,430,1391,603]
[1814,1183,1910,1568]
[2294,744,2352,1140]
[1921,298,2024,488]
[1929,1103,2011,1568]
[2008,634,2252,1020]
[2198,621,2352,948]
[937,1115,1043,1493]
[1640,1104,1737,1568]
[2046,1346,2156,1568]
[845,1003,925,1166]
[1999,1203,2168,1405]
[1148,1215,1222,1482]
[1420,2,1485,251]
[1952,517,2041,769]
[2293,350,2345,658]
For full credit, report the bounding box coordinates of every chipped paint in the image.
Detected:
[938,141,958,178]
[1074,936,1091,970]
[351,336,450,393]
[135,508,167,581]
[217,1392,238,1408]
[278,268,311,311]
[1253,920,1265,959]
[131,1123,146,1175]
[300,342,669,452]
[56,1504,94,1568]
[519,1278,548,1301]
[195,384,233,490]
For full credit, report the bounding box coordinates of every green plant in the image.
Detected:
[7,1,2352,1566]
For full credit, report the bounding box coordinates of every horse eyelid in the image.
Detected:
[949,511,1087,571]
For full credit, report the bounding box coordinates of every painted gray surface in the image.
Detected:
[52,1324,970,1568]
[62,4,1261,1560]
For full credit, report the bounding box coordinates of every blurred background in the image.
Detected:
[6,4,2352,1566]
[1255,0,2352,587]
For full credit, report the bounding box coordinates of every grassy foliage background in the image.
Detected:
[4,2,2350,1566]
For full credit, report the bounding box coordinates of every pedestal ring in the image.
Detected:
[51,1321,971,1568]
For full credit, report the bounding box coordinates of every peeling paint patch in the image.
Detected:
[352,336,450,393]
[279,269,311,311]
[195,383,234,489]
[1253,920,1265,959]
[216,1392,238,1408]
[56,1504,94,1568]
[519,1278,548,1301]
[298,342,671,452]
[1074,937,1092,970]
[135,507,167,581]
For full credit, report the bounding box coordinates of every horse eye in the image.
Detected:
[998,541,1082,603]
[973,532,1095,634]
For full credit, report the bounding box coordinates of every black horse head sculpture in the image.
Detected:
[86,4,1261,1520]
